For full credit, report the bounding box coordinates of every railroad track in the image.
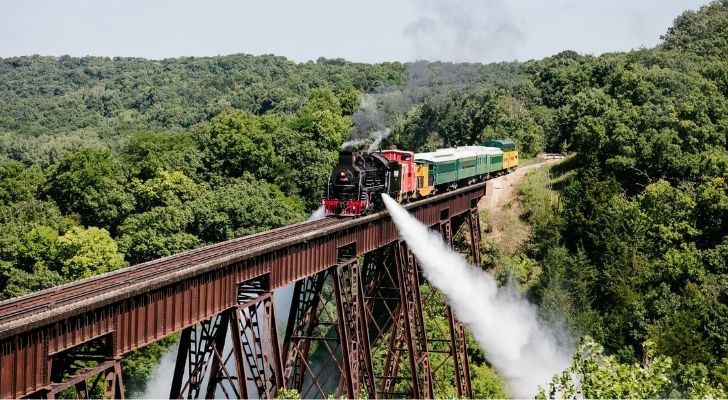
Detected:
[0,216,342,329]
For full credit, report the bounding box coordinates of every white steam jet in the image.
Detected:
[382,194,572,398]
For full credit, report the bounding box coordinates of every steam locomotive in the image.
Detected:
[323,140,518,217]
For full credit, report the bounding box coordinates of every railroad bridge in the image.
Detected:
[0,183,485,399]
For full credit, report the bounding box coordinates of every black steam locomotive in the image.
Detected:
[323,150,402,216]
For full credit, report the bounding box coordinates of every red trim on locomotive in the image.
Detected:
[323,199,368,217]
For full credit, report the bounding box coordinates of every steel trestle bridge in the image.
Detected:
[0,183,485,399]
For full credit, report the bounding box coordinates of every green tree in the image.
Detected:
[290,89,352,151]
[120,132,203,180]
[55,226,126,281]
[661,0,728,59]
[188,175,304,243]
[117,206,200,265]
[0,161,45,205]
[541,337,726,399]
[130,169,201,212]
[44,148,135,230]
[195,110,287,182]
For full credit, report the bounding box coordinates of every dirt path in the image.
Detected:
[478,157,563,215]
[477,157,563,255]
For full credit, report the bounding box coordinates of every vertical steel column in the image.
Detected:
[235,292,283,399]
[380,241,433,399]
[281,271,329,396]
[468,208,482,266]
[228,309,249,398]
[169,327,191,399]
[204,312,231,399]
[440,219,473,399]
[103,361,125,399]
[333,264,356,398]
[355,259,377,398]
[333,259,376,399]
[168,314,229,399]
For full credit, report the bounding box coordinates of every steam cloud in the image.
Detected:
[367,128,391,153]
[341,128,391,153]
[382,194,572,398]
[404,0,524,63]
[344,90,393,152]
[141,347,178,398]
[308,205,326,221]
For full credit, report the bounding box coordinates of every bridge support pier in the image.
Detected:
[170,277,283,399]
[442,215,475,399]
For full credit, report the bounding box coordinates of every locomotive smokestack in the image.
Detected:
[338,149,355,166]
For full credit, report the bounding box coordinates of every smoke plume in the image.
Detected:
[341,128,391,153]
[367,128,391,153]
[404,0,524,63]
[382,194,572,398]
[340,138,368,151]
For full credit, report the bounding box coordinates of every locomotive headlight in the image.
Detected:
[338,171,350,182]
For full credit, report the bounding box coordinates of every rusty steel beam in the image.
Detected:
[0,184,485,399]
[468,209,482,266]
[440,214,475,399]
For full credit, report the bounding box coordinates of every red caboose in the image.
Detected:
[380,150,416,201]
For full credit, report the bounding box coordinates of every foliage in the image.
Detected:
[55,226,126,280]
[187,175,305,243]
[120,132,202,180]
[44,147,135,230]
[539,336,726,399]
[274,388,303,399]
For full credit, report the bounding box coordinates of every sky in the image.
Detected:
[0,0,712,64]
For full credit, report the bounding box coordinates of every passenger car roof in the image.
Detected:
[415,146,502,163]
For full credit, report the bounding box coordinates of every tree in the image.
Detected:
[44,148,135,230]
[116,206,200,265]
[0,161,44,205]
[55,226,126,281]
[540,336,726,399]
[661,0,728,59]
[130,169,201,212]
[195,110,287,182]
[290,89,352,151]
[120,132,203,180]
[187,175,304,243]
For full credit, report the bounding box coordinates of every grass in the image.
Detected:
[518,157,541,167]
[477,158,568,289]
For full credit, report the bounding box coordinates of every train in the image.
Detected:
[323,139,518,217]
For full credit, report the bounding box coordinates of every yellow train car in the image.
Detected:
[483,140,518,171]
[415,162,435,197]
[503,150,519,170]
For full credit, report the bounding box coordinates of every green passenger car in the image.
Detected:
[457,156,478,179]
[485,149,504,173]
[415,146,505,187]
